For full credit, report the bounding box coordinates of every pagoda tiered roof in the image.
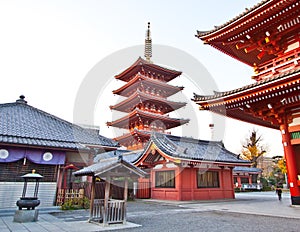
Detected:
[112,129,151,146]
[115,57,182,82]
[196,0,300,67]
[110,90,187,113]
[113,73,184,98]
[107,108,189,130]
[109,23,189,149]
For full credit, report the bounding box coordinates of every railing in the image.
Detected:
[106,200,126,224]
[89,199,126,225]
[89,199,104,223]
[252,49,300,81]
[291,131,300,139]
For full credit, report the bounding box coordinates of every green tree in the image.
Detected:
[240,129,267,167]
[277,158,287,174]
[271,156,287,185]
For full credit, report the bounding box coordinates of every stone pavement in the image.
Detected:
[183,191,300,219]
[0,212,141,232]
[0,191,299,231]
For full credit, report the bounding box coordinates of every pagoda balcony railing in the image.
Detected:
[291,131,300,145]
[252,48,300,81]
[291,131,300,140]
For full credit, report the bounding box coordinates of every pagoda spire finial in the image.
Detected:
[144,22,152,62]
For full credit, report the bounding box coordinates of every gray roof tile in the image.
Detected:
[152,133,249,164]
[94,150,143,163]
[96,133,250,166]
[0,98,119,150]
[233,166,262,173]
[74,156,147,177]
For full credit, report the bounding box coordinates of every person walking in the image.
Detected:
[276,186,282,201]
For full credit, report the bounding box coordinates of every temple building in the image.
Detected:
[134,133,250,200]
[93,132,250,201]
[92,23,251,202]
[107,23,189,150]
[193,0,300,205]
[0,96,119,208]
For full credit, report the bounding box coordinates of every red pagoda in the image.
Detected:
[107,23,189,150]
[193,0,300,205]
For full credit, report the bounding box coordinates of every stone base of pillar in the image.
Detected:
[13,209,39,223]
[291,196,300,205]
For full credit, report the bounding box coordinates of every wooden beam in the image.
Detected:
[123,177,128,224]
[103,176,111,225]
[89,176,96,222]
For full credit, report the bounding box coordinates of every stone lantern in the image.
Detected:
[13,170,43,223]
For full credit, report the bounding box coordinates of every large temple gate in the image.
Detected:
[193,0,300,205]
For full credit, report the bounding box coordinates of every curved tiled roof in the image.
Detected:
[113,73,184,97]
[0,97,119,150]
[193,67,300,101]
[94,133,249,167]
[74,155,147,177]
[115,57,182,82]
[196,0,299,66]
[110,90,186,113]
[233,166,262,173]
[94,150,143,163]
[107,108,189,129]
[196,0,270,37]
[150,133,249,164]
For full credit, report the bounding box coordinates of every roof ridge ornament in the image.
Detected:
[16,95,27,104]
[144,22,152,63]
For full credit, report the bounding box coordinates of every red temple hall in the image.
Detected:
[107,23,189,150]
[193,0,300,205]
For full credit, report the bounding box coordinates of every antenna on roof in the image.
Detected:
[144,22,152,62]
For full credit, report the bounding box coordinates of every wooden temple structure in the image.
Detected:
[134,133,250,200]
[74,156,146,225]
[107,22,189,150]
[193,0,300,205]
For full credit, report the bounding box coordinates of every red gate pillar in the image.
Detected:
[280,122,300,205]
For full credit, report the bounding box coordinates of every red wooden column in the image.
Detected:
[280,122,300,205]
[248,175,252,185]
[229,167,235,199]
[220,167,225,199]
[237,176,242,188]
[177,167,182,201]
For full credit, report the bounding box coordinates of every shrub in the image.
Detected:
[61,197,90,210]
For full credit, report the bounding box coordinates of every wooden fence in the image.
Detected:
[56,188,84,205]
[89,199,126,225]
[89,199,104,222]
[106,200,126,224]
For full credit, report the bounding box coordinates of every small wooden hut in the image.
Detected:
[74,156,147,225]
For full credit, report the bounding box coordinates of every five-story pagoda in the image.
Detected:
[107,23,189,150]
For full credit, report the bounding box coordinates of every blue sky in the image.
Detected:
[0,0,283,156]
